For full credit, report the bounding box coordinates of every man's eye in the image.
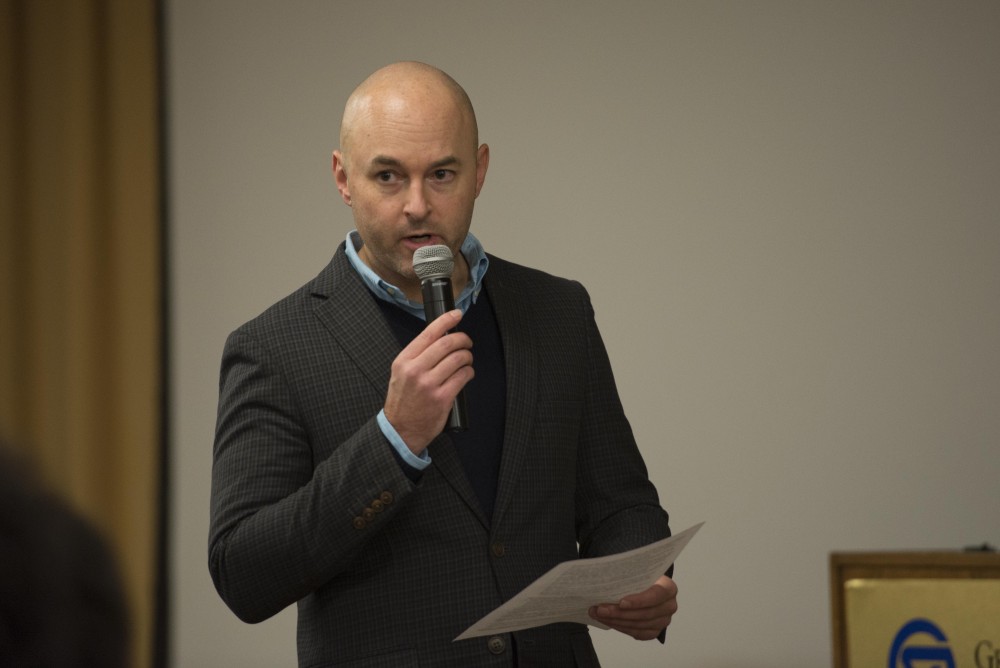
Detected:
[376,171,395,182]
[432,169,455,182]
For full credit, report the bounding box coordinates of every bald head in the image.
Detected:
[339,62,479,164]
[330,61,489,300]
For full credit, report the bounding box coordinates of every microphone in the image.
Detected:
[412,244,469,432]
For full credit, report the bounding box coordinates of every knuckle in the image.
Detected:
[392,356,416,376]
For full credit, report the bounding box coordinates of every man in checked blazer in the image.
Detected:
[210,61,676,667]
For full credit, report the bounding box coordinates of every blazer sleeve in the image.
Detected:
[570,287,671,558]
[208,327,415,624]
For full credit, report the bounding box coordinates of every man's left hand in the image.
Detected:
[589,575,678,641]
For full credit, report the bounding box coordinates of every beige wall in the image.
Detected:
[166,2,1000,665]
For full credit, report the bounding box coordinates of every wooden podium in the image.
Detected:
[829,551,1000,668]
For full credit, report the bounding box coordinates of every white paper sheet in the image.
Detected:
[455,522,704,641]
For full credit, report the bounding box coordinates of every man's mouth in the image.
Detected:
[405,234,437,248]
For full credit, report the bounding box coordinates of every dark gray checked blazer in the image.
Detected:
[209,243,670,667]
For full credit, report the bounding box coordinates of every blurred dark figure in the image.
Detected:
[0,444,130,667]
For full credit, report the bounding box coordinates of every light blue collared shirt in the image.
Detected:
[344,230,490,471]
[344,230,489,319]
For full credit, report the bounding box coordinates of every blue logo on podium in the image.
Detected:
[888,618,956,668]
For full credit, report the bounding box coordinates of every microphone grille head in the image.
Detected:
[412,244,454,280]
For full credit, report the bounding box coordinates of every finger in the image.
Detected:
[438,357,475,399]
[590,607,673,640]
[423,330,474,363]
[590,609,670,639]
[393,332,473,398]
[619,577,677,610]
[399,309,464,360]
[439,343,475,376]
[392,330,472,388]
[423,344,474,393]
[596,611,672,629]
[591,599,674,623]
[404,333,471,384]
[591,582,677,625]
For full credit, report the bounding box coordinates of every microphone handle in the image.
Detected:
[421,277,469,431]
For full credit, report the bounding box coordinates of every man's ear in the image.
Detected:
[332,150,352,206]
[474,143,490,198]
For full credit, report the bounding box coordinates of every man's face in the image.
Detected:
[333,94,488,299]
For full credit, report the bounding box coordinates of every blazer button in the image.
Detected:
[491,542,505,558]
[371,499,384,513]
[487,635,506,655]
[379,491,394,505]
[362,507,376,522]
[352,517,366,530]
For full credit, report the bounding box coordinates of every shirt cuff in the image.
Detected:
[377,409,431,471]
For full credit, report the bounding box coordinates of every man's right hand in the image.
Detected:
[383,309,474,454]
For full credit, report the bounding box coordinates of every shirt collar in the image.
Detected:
[345,230,489,320]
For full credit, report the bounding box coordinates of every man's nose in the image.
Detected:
[403,181,430,219]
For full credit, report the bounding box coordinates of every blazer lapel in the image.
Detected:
[427,434,489,527]
[309,245,398,396]
[484,259,539,530]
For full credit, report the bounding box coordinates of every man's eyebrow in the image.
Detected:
[370,155,402,167]
[429,156,460,169]
[369,155,461,169]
